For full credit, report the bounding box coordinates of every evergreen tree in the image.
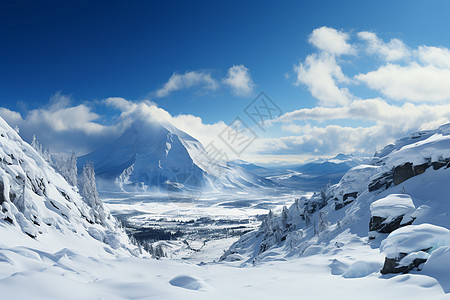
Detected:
[79,162,106,224]
[319,211,330,233]
[281,206,290,229]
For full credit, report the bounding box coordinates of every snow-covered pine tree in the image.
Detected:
[31,135,52,163]
[79,162,106,225]
[281,206,290,229]
[318,211,330,233]
[31,135,42,155]
[65,151,77,187]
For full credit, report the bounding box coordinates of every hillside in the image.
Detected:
[222,124,450,290]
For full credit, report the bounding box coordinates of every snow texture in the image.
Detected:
[370,194,416,220]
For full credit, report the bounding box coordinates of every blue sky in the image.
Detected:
[2,1,450,164]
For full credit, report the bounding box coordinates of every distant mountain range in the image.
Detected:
[231,154,368,191]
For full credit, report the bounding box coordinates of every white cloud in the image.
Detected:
[356,63,450,102]
[104,98,231,157]
[309,26,354,55]
[278,98,450,127]
[253,124,387,156]
[416,45,450,68]
[358,31,410,61]
[0,93,116,155]
[294,52,353,106]
[155,70,219,98]
[223,65,254,96]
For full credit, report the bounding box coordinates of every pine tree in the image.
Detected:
[66,151,77,187]
[281,206,290,229]
[319,211,330,233]
[79,162,106,224]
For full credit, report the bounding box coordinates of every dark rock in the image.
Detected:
[335,193,357,210]
[368,171,393,192]
[413,163,429,176]
[381,254,428,274]
[343,192,358,201]
[369,215,415,234]
[0,181,4,204]
[393,163,414,185]
[432,161,447,170]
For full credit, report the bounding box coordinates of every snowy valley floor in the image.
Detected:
[0,190,447,300]
[0,230,449,300]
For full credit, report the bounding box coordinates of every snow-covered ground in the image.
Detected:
[0,230,448,300]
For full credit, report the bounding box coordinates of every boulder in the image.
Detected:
[369,194,416,238]
[380,224,450,274]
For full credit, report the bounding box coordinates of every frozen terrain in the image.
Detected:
[102,189,302,261]
[1,114,450,299]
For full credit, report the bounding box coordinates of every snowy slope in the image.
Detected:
[0,116,137,257]
[78,120,277,193]
[222,123,450,288]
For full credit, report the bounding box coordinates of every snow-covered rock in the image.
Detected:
[422,246,450,292]
[369,194,416,237]
[380,224,450,274]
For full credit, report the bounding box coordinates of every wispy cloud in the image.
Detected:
[155,70,219,98]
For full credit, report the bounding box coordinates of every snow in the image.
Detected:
[3,116,450,298]
[381,224,450,258]
[370,194,416,220]
[422,246,450,292]
[169,275,213,291]
[0,239,448,300]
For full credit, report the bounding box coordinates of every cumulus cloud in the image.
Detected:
[355,32,450,102]
[254,124,393,157]
[103,98,235,158]
[356,63,450,102]
[358,31,409,61]
[277,27,450,159]
[0,93,117,155]
[294,52,353,106]
[308,26,354,55]
[155,70,219,98]
[278,98,450,126]
[416,46,450,68]
[223,65,254,96]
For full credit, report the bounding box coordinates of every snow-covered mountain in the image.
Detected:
[78,120,277,193]
[0,116,137,257]
[264,153,368,191]
[222,124,450,281]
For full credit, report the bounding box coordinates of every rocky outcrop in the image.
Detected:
[380,224,450,274]
[380,252,428,274]
[335,192,358,210]
[369,158,450,193]
[368,194,416,239]
[369,215,414,234]
[368,171,393,192]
